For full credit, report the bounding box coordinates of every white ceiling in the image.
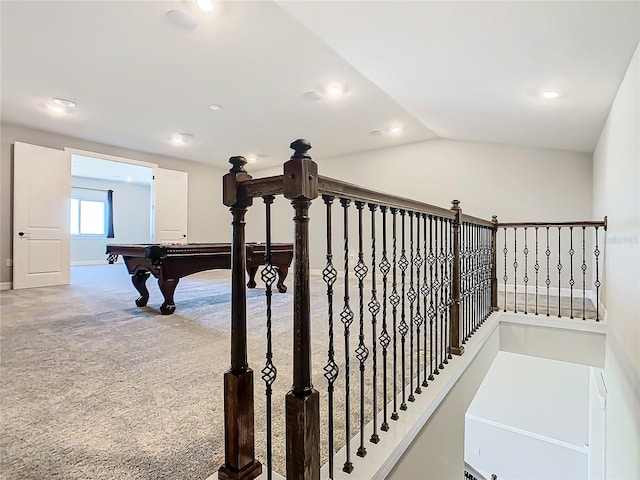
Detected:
[2,1,638,172]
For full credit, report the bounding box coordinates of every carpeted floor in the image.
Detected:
[0,264,597,480]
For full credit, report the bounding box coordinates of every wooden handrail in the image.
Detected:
[318,176,456,219]
[497,219,607,229]
[239,175,285,199]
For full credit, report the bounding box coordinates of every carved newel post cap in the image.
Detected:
[289,139,312,160]
[491,215,498,223]
[451,199,461,210]
[228,156,247,173]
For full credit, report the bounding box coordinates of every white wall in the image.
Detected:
[70,177,151,264]
[465,352,590,480]
[246,139,593,271]
[592,43,640,480]
[0,123,230,285]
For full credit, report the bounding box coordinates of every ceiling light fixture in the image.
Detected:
[542,90,559,100]
[196,0,215,12]
[53,98,76,108]
[209,104,221,111]
[171,133,194,145]
[166,9,198,30]
[326,83,345,98]
[389,126,403,135]
[48,105,66,114]
[247,156,257,164]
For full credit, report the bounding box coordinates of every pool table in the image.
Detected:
[105,243,293,315]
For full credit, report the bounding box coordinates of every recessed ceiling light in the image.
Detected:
[542,90,559,100]
[171,133,194,145]
[48,105,66,114]
[53,98,76,108]
[209,104,221,111]
[326,83,345,98]
[389,126,403,135]
[303,91,323,101]
[166,9,198,30]
[196,0,215,12]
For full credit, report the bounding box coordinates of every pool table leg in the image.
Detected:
[131,271,150,307]
[246,265,258,289]
[158,278,179,315]
[276,266,288,293]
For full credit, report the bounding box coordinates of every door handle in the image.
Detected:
[18,231,30,237]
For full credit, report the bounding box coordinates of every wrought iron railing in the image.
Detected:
[217,139,606,480]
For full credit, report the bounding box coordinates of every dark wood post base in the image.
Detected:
[218,461,262,480]
[219,368,261,480]
[286,389,320,480]
[451,345,465,356]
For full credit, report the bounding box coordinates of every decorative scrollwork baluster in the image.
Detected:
[321,195,339,480]
[354,201,369,458]
[427,215,435,382]
[368,203,380,444]
[523,227,529,314]
[261,195,277,480]
[503,227,508,313]
[558,227,563,318]
[339,198,354,474]
[513,227,518,314]
[421,213,430,385]
[569,226,575,319]
[379,206,391,431]
[398,210,409,405]
[390,208,400,421]
[545,227,551,316]
[407,211,416,403]
[582,226,587,321]
[594,227,601,322]
[438,217,446,370]
[534,227,540,316]
[433,217,440,375]
[413,212,424,392]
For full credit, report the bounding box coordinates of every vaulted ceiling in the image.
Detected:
[2,1,638,170]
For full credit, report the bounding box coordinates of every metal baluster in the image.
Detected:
[523,227,529,314]
[321,195,339,479]
[594,227,601,322]
[439,217,445,370]
[339,198,354,474]
[513,227,518,314]
[427,215,435,381]
[503,227,508,312]
[433,216,440,376]
[390,208,400,421]
[407,212,416,403]
[582,227,587,320]
[261,195,277,480]
[368,204,380,444]
[444,219,451,361]
[399,210,409,407]
[422,214,429,386]
[558,227,562,318]
[379,207,391,432]
[534,227,539,316]
[414,212,424,391]
[545,227,551,316]
[354,201,369,458]
[464,223,469,341]
[569,226,575,319]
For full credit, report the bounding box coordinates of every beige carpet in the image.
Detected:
[0,264,596,479]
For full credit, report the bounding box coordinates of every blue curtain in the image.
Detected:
[106,189,115,238]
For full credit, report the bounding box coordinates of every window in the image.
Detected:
[70,198,106,235]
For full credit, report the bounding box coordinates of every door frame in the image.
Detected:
[65,148,158,242]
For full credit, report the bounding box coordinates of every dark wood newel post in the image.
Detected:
[283,139,320,480]
[491,215,499,311]
[219,156,262,480]
[450,200,464,356]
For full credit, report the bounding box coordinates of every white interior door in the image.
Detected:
[13,142,71,289]
[154,168,188,243]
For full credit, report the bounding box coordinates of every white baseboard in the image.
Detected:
[71,260,113,266]
[0,281,12,291]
